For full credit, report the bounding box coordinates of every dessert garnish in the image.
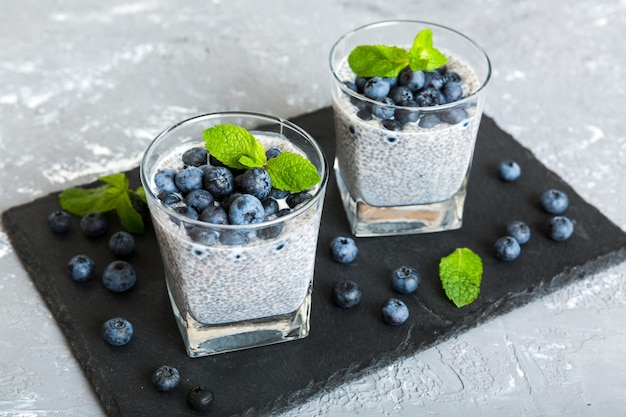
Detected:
[59,173,146,234]
[348,28,448,77]
[202,124,321,193]
[439,247,483,308]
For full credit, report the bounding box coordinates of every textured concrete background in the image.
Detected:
[1,0,625,415]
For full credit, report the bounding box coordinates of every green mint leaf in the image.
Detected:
[408,28,448,71]
[99,172,129,191]
[203,124,266,170]
[439,248,483,308]
[113,190,145,234]
[59,184,118,216]
[134,186,147,204]
[348,45,409,77]
[265,152,321,193]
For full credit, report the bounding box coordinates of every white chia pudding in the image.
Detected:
[147,135,324,325]
[333,55,482,206]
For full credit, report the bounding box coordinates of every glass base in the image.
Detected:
[168,284,312,357]
[335,159,467,237]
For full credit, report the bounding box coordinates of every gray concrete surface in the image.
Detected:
[1,0,625,415]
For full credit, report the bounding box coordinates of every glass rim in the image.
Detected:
[140,111,329,231]
[329,19,492,111]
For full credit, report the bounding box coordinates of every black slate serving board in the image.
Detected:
[3,107,626,417]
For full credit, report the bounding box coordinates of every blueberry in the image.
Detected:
[442,81,463,103]
[286,191,312,209]
[381,298,409,325]
[329,236,358,263]
[540,189,569,214]
[415,87,445,107]
[174,166,204,193]
[187,227,219,245]
[154,169,179,193]
[187,386,214,412]
[256,222,284,240]
[395,100,420,124]
[355,77,368,93]
[80,212,107,237]
[181,147,208,167]
[506,221,531,245]
[265,147,281,160]
[383,76,398,89]
[268,187,290,200]
[371,97,395,119]
[228,194,265,225]
[157,191,182,206]
[48,210,71,233]
[363,77,390,99]
[202,166,234,198]
[494,236,521,261]
[198,205,228,225]
[438,107,469,125]
[391,266,420,294]
[221,192,243,211]
[547,216,574,241]
[388,86,414,104]
[499,161,521,182]
[102,260,137,292]
[382,119,403,131]
[108,231,135,256]
[443,71,462,84]
[172,205,199,228]
[101,317,133,346]
[237,168,272,199]
[184,189,214,213]
[356,106,373,121]
[219,230,249,246]
[152,365,180,392]
[261,197,280,217]
[332,280,362,308]
[423,70,445,89]
[398,68,425,91]
[342,80,358,92]
[418,114,440,129]
[67,254,95,282]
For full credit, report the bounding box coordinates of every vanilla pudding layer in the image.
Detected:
[148,136,323,325]
[333,55,481,207]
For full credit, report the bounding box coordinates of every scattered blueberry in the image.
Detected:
[48,210,71,233]
[237,168,272,199]
[391,266,420,294]
[381,298,409,325]
[181,147,208,167]
[154,169,179,193]
[540,189,569,214]
[228,194,265,225]
[494,236,521,261]
[332,280,362,308]
[101,317,133,346]
[363,77,391,99]
[102,260,137,292]
[498,161,521,182]
[547,216,574,241]
[202,165,234,198]
[80,212,107,237]
[108,231,135,256]
[506,221,531,245]
[187,386,214,412]
[67,254,95,282]
[329,236,358,263]
[174,166,204,193]
[152,365,180,392]
[184,189,214,213]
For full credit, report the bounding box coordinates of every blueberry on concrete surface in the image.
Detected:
[102,260,137,292]
[391,266,420,294]
[332,280,362,308]
[174,166,204,193]
[547,216,574,241]
[540,189,569,214]
[187,386,214,412]
[154,169,179,193]
[381,298,409,325]
[181,147,208,167]
[67,254,95,282]
[237,168,272,200]
[498,161,521,182]
[108,231,135,256]
[48,210,71,233]
[494,236,521,261]
[329,236,358,263]
[80,212,107,237]
[228,194,265,225]
[101,317,133,346]
[506,221,531,245]
[152,365,180,392]
[184,189,214,213]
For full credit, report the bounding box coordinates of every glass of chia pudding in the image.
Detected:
[140,112,328,357]
[329,20,491,236]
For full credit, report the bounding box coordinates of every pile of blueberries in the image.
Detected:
[154,146,313,246]
[343,65,470,130]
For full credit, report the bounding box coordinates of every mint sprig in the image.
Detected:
[347,28,449,78]
[439,248,483,308]
[59,173,146,234]
[203,124,321,193]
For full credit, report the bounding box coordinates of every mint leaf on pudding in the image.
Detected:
[439,248,483,308]
[203,124,266,170]
[408,28,448,71]
[59,173,146,233]
[266,152,321,193]
[348,45,409,78]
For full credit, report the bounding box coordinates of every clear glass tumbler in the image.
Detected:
[329,20,491,236]
[140,112,328,357]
